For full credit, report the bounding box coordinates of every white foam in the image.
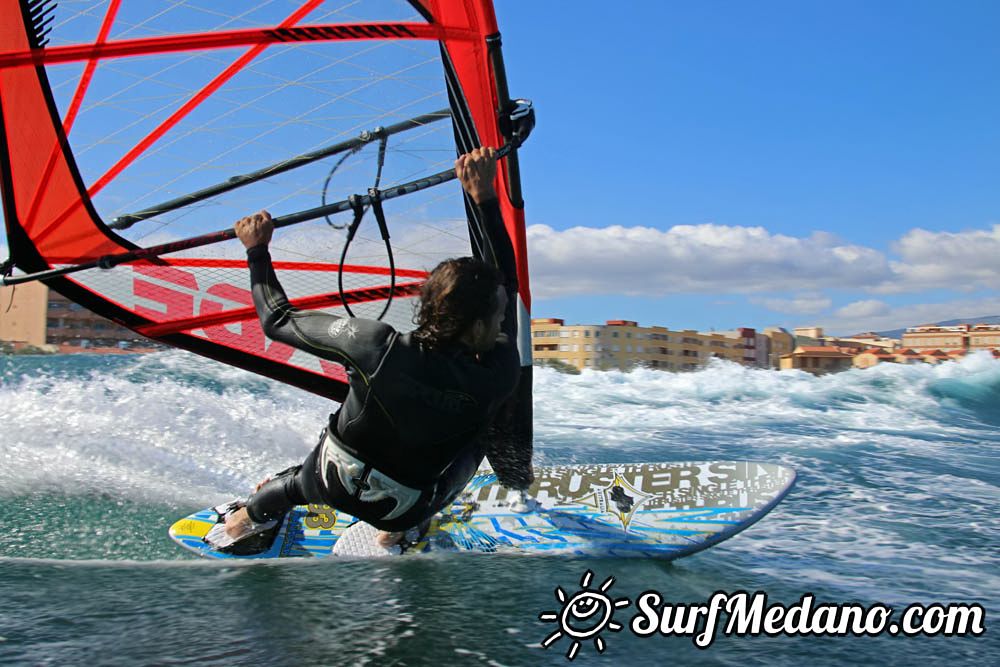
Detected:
[0,351,329,505]
[1,349,996,583]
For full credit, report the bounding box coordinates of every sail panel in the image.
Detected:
[1,0,530,405]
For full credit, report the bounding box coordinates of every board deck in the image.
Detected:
[169,461,795,560]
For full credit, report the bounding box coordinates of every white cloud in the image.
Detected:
[820,297,1000,336]
[527,223,891,299]
[834,299,892,320]
[876,224,1000,293]
[754,293,832,315]
[527,220,1000,303]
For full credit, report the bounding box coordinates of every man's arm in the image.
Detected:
[474,196,532,488]
[455,148,519,344]
[235,211,393,367]
[456,149,533,490]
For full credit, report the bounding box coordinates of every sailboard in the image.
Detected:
[0,0,532,429]
[169,461,796,560]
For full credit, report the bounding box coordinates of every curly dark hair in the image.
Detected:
[412,257,503,349]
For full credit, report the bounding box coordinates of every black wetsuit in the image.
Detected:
[243,198,530,532]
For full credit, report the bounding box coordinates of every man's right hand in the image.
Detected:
[235,210,273,250]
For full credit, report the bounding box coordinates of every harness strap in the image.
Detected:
[319,430,423,521]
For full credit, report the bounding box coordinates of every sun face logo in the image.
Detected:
[538,570,630,661]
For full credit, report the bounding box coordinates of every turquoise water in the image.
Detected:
[0,352,996,665]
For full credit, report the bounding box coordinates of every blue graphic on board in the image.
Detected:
[168,461,795,560]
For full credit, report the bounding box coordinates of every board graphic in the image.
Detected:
[169,461,795,560]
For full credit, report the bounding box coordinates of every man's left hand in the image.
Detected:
[455,147,497,205]
[235,210,274,250]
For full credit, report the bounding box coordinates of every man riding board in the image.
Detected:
[213,147,533,552]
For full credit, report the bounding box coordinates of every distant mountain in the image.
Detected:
[875,316,1000,340]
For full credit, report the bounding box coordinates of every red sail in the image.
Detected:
[0,0,531,406]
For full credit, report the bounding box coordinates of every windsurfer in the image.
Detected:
[215,147,534,552]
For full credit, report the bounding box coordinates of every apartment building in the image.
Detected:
[837,331,897,351]
[793,342,998,374]
[1,283,152,350]
[762,327,795,368]
[853,348,898,369]
[710,327,762,366]
[902,323,1000,351]
[792,326,896,351]
[531,319,764,372]
[0,281,48,347]
[779,346,855,374]
[968,324,1000,351]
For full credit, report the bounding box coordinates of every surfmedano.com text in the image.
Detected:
[631,591,986,648]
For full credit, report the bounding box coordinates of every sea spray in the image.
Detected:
[0,351,996,665]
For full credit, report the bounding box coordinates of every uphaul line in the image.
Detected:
[0,102,534,288]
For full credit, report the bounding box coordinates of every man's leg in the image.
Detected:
[225,437,328,539]
[224,465,306,538]
[375,444,485,547]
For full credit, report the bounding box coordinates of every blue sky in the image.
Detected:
[493,0,1000,335]
[2,1,998,337]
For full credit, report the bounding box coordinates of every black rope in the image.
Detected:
[372,132,388,189]
[333,131,396,321]
[337,196,366,318]
[1,258,14,314]
[320,146,362,229]
[321,128,388,229]
[368,187,395,322]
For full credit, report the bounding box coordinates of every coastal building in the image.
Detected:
[921,350,950,364]
[900,322,1000,352]
[894,348,924,364]
[530,319,766,372]
[902,324,969,351]
[792,326,892,352]
[837,331,897,351]
[709,327,763,367]
[0,283,154,352]
[853,348,897,369]
[792,327,825,340]
[779,346,855,374]
[763,327,796,368]
[774,322,1000,373]
[0,281,48,348]
[529,318,998,375]
[968,324,1000,351]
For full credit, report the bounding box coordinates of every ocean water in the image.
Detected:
[0,352,996,665]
